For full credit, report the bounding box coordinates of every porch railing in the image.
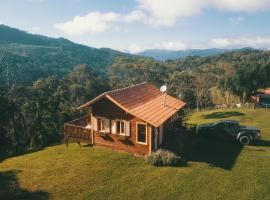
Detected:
[64,115,92,143]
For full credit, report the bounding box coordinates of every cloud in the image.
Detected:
[210,0,270,12]
[124,10,146,23]
[210,36,270,49]
[29,26,41,33]
[126,40,188,53]
[137,0,204,26]
[157,41,187,50]
[126,36,270,53]
[55,0,270,35]
[54,11,120,35]
[230,16,245,25]
[135,0,270,26]
[126,44,143,54]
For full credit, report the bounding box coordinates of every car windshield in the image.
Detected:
[227,122,239,129]
[212,121,239,129]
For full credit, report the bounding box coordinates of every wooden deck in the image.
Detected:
[64,115,92,144]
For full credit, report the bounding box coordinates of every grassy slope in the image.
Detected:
[0,108,270,200]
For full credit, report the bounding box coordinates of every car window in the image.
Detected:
[213,122,226,129]
[226,123,239,130]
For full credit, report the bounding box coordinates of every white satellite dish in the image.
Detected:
[160,85,167,107]
[160,85,167,93]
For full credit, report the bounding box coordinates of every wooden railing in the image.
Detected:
[64,115,92,143]
[66,115,89,126]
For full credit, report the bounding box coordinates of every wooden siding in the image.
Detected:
[93,117,151,155]
[92,98,152,155]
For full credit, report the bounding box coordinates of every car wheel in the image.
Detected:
[239,135,251,145]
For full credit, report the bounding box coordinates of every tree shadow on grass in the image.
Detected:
[162,129,243,170]
[0,170,50,200]
[201,111,245,119]
[0,142,63,164]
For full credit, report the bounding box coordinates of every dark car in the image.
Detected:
[197,120,261,145]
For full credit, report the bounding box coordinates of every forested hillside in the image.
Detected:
[1,25,270,155]
[0,25,136,89]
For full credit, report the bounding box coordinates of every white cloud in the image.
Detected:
[126,40,188,53]
[137,0,204,26]
[127,44,143,54]
[210,36,270,49]
[124,10,146,23]
[135,0,270,26]
[157,41,187,50]
[54,11,120,35]
[29,26,41,33]
[211,0,270,12]
[55,0,270,35]
[230,16,245,25]
[125,36,270,54]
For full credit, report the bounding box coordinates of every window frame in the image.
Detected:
[97,117,106,132]
[136,122,148,145]
[116,119,126,136]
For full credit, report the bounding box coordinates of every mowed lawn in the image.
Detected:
[1,108,270,200]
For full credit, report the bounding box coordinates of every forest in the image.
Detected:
[1,25,270,154]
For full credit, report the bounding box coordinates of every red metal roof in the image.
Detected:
[78,82,186,127]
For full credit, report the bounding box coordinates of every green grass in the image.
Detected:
[1,108,270,200]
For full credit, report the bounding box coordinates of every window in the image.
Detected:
[213,122,225,129]
[227,122,239,130]
[98,118,105,131]
[137,123,147,144]
[116,120,125,135]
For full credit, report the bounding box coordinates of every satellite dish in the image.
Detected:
[160,85,167,93]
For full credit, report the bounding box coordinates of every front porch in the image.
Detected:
[63,114,166,155]
[64,115,93,144]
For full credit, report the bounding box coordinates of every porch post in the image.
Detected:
[148,123,152,154]
[155,127,158,150]
[90,109,94,145]
[159,124,164,145]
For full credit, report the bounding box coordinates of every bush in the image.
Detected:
[145,149,181,166]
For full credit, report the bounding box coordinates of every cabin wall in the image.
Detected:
[91,98,151,155]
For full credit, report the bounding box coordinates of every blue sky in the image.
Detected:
[1,0,270,53]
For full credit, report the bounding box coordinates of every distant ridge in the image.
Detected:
[137,48,256,60]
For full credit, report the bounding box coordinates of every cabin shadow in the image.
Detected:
[162,129,243,170]
[201,111,245,119]
[0,170,50,200]
[188,137,243,170]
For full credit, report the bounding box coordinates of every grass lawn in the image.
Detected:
[1,108,270,200]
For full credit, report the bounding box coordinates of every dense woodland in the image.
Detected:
[1,25,270,153]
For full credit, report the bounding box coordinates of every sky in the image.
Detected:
[1,0,270,53]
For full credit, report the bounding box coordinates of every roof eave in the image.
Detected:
[76,92,107,110]
[150,102,186,127]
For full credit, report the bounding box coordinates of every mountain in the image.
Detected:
[0,25,136,88]
[137,48,253,60]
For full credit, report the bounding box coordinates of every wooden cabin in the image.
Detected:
[251,88,270,104]
[64,82,186,155]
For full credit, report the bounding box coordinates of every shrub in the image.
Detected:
[145,149,181,166]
